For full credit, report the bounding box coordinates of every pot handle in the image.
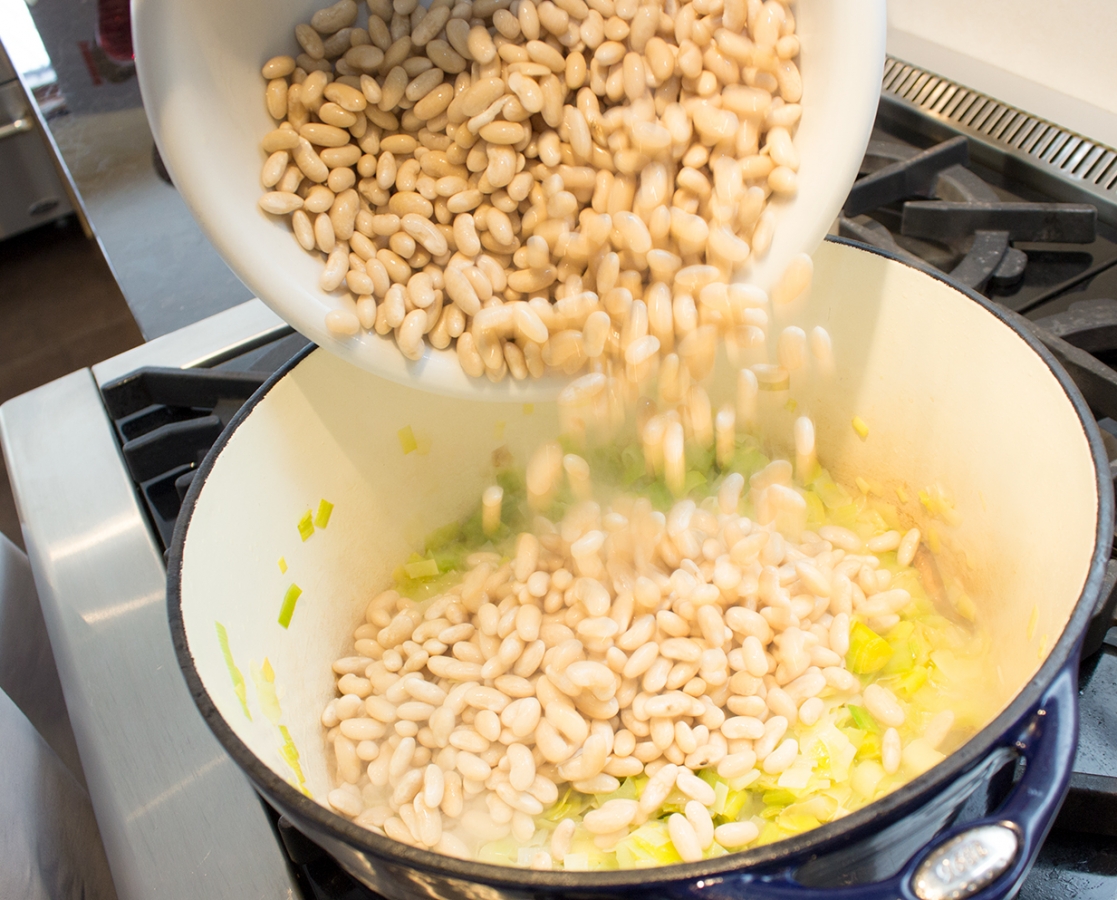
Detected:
[710,661,1078,900]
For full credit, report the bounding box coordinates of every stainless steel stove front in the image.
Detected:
[0,300,300,900]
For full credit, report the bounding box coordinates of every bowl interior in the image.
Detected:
[175,241,1099,860]
[134,0,886,400]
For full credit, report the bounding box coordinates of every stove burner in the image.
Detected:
[840,137,1098,291]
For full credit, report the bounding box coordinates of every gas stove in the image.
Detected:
[3,55,1117,900]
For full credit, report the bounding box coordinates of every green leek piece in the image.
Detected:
[297,511,315,542]
[723,789,750,821]
[404,557,440,579]
[856,731,882,761]
[277,556,287,574]
[895,665,930,698]
[477,837,520,866]
[848,704,879,733]
[541,787,592,822]
[279,725,310,796]
[729,444,769,480]
[756,821,791,846]
[314,499,334,528]
[252,658,282,724]
[713,780,729,816]
[847,621,894,674]
[804,490,826,527]
[215,621,251,719]
[683,468,708,494]
[620,445,646,487]
[595,776,643,805]
[777,810,821,834]
[761,788,798,808]
[810,470,853,510]
[645,479,674,511]
[278,584,303,628]
[424,520,463,554]
[397,425,418,454]
[882,639,917,675]
[614,821,682,868]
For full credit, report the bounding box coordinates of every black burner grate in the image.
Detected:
[840,136,1098,291]
[98,331,311,549]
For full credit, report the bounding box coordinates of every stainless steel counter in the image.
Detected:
[20,0,253,339]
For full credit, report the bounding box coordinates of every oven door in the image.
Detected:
[0,77,71,240]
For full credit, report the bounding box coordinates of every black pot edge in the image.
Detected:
[165,236,1115,891]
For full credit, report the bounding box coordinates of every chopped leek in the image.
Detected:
[215,621,251,719]
[847,622,893,674]
[894,665,930,698]
[314,499,334,528]
[540,787,592,822]
[595,776,644,805]
[761,788,798,808]
[848,704,878,733]
[478,838,520,866]
[297,511,314,542]
[279,725,310,796]
[397,425,418,454]
[756,822,791,846]
[777,810,821,834]
[882,638,916,675]
[278,584,302,628]
[856,731,882,761]
[403,557,440,579]
[251,658,282,724]
[683,468,708,494]
[614,821,683,868]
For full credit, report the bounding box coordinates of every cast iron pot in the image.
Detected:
[168,239,1113,900]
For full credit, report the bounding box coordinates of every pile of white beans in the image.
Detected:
[257,0,808,379]
[321,416,961,866]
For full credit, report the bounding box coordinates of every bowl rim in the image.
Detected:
[166,238,1114,888]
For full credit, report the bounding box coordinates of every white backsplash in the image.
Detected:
[886,0,1117,147]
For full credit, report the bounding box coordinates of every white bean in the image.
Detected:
[882,727,901,775]
[864,684,905,728]
[583,799,639,834]
[715,821,759,848]
[667,813,703,862]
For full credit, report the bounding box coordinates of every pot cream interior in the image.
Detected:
[178,240,1099,813]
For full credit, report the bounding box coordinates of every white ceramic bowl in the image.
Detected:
[134,0,885,400]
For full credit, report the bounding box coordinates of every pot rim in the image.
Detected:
[166,237,1114,887]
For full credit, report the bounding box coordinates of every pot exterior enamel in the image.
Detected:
[168,240,1113,898]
